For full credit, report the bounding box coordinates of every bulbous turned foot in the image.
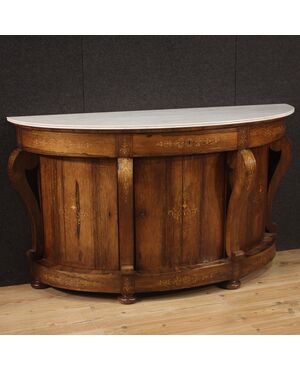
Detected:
[31,279,49,289]
[118,294,137,304]
[219,279,241,290]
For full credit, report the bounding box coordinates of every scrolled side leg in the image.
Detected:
[225,149,256,257]
[8,149,45,288]
[8,149,43,259]
[222,149,257,289]
[266,136,292,233]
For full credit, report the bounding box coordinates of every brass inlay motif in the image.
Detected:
[75,181,81,238]
[32,137,91,149]
[238,127,249,147]
[159,248,274,288]
[168,203,198,221]
[122,276,133,295]
[119,142,130,156]
[261,125,283,137]
[182,203,198,217]
[168,208,181,222]
[159,271,227,288]
[156,137,219,149]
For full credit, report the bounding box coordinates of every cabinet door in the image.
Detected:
[134,153,226,272]
[39,156,119,270]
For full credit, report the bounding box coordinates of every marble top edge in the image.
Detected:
[6,104,295,130]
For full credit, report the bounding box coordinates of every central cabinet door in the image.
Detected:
[134,154,226,273]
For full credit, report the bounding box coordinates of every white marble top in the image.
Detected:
[6,104,294,130]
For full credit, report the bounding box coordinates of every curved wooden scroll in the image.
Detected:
[8,149,43,259]
[225,149,257,257]
[266,136,292,233]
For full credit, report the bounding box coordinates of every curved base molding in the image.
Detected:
[30,244,276,297]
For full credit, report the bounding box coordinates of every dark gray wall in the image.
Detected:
[0,36,298,286]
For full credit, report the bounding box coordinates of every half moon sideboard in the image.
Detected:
[6,104,294,304]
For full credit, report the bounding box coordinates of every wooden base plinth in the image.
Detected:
[28,243,276,303]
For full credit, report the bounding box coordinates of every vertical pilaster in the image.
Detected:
[117,134,136,304]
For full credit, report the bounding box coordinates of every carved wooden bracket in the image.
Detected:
[266,136,292,233]
[225,149,257,257]
[8,148,43,259]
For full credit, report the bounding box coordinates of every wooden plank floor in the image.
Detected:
[0,249,300,334]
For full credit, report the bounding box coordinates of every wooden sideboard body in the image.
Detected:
[7,106,293,303]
